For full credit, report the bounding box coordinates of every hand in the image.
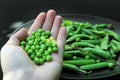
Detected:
[1,10,66,80]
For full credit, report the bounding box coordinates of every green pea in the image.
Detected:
[108,63,114,68]
[28,40,34,45]
[27,50,33,55]
[39,59,44,65]
[20,45,25,49]
[73,56,78,60]
[26,37,31,41]
[35,33,40,37]
[32,32,36,36]
[47,47,52,53]
[46,55,52,62]
[30,54,35,60]
[75,38,80,42]
[36,45,40,50]
[31,45,36,51]
[39,49,44,53]
[34,57,40,65]
[36,52,42,57]
[25,45,31,51]
[52,47,58,52]
[41,44,46,50]
[20,41,26,46]
[38,29,43,33]
[46,31,51,36]
[45,51,49,55]
[42,56,46,61]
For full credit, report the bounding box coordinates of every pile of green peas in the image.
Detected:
[20,29,58,65]
[62,19,120,74]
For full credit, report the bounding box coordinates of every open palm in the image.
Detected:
[1,10,66,80]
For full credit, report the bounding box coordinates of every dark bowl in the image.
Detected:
[12,14,120,80]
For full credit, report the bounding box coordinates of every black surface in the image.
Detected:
[0,0,120,80]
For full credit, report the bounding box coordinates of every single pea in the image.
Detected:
[75,38,80,42]
[25,45,31,51]
[52,47,58,52]
[45,51,49,55]
[47,47,52,53]
[34,57,40,65]
[20,45,25,49]
[35,33,41,37]
[85,56,90,59]
[36,45,40,50]
[39,59,44,65]
[26,37,31,41]
[108,63,114,68]
[34,41,39,45]
[31,36,35,39]
[31,45,36,51]
[30,54,35,60]
[36,52,42,57]
[27,49,33,55]
[20,41,26,46]
[41,44,46,50]
[39,49,44,53]
[42,32,46,36]
[46,55,52,62]
[28,40,34,45]
[45,42,51,47]
[69,33,74,36]
[96,60,100,63]
[35,37,41,42]
[32,32,36,36]
[73,56,78,60]
[41,37,46,43]
[46,31,51,36]
[35,50,39,53]
[38,29,43,33]
[42,56,46,61]
[52,43,57,47]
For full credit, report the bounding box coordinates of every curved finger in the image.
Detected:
[57,27,66,57]
[51,15,62,40]
[7,28,28,46]
[42,10,56,31]
[28,12,46,35]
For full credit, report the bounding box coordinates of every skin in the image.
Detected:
[1,10,66,80]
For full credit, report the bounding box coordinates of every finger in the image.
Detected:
[51,15,62,40]
[57,27,66,57]
[28,12,46,35]
[7,28,28,45]
[42,10,56,31]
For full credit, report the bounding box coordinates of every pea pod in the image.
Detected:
[90,30,106,35]
[80,62,114,70]
[109,42,118,53]
[63,63,89,74]
[63,54,73,59]
[104,29,120,41]
[80,40,100,45]
[64,59,96,66]
[64,50,84,56]
[75,26,82,34]
[82,48,112,60]
[72,42,94,47]
[100,34,109,50]
[111,39,120,51]
[82,28,97,38]
[66,34,93,43]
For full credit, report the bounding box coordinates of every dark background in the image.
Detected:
[0,0,120,80]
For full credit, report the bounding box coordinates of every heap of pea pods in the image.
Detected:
[20,29,58,65]
[62,19,120,74]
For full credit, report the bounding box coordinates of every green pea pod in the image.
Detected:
[63,63,89,74]
[82,28,97,38]
[80,62,114,70]
[109,42,119,53]
[62,19,73,27]
[72,42,94,47]
[64,59,96,66]
[75,26,82,34]
[104,29,120,42]
[111,40,120,51]
[63,54,73,59]
[80,40,100,45]
[64,50,85,57]
[66,34,92,43]
[90,30,106,35]
[66,26,74,36]
[95,24,112,29]
[100,34,109,50]
[109,48,117,58]
[82,48,112,60]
